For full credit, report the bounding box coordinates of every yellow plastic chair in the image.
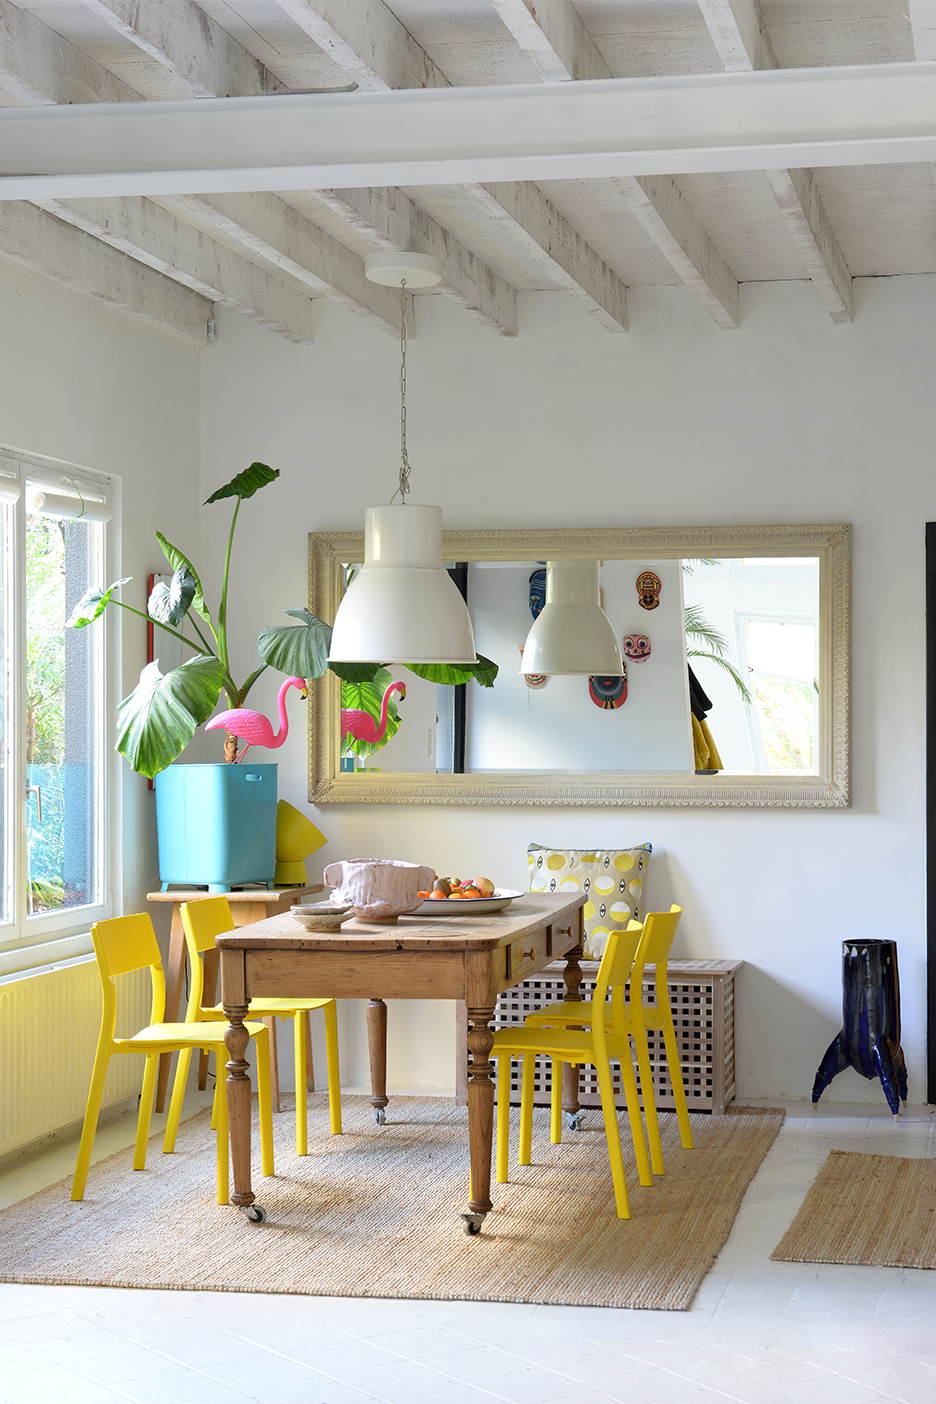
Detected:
[176,896,342,1154]
[72,912,274,1205]
[490,922,652,1220]
[524,906,693,1176]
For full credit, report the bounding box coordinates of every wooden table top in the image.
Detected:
[215,892,585,954]
[146,885,324,903]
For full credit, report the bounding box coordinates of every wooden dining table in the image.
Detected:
[218,890,586,1233]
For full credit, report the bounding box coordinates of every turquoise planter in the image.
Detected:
[154,763,278,892]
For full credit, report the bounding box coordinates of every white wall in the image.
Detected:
[196,273,931,1106]
[0,258,203,941]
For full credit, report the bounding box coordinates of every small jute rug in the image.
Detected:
[772,1149,936,1270]
[0,1096,783,1311]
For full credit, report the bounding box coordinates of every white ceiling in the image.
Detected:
[2,0,935,343]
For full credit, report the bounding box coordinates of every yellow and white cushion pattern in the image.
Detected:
[528,843,652,959]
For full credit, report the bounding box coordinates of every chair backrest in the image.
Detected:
[90,913,165,1033]
[591,920,644,1046]
[179,897,236,1019]
[629,905,682,1018]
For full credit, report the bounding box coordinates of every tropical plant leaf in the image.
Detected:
[148,567,196,627]
[116,656,226,777]
[204,462,279,504]
[341,668,404,759]
[684,604,730,656]
[257,607,332,679]
[687,649,754,704]
[407,653,499,688]
[66,577,132,628]
[155,533,211,623]
[327,661,384,684]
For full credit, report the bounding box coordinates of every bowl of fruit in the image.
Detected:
[414,876,524,916]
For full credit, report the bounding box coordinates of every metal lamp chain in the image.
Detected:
[396,279,411,504]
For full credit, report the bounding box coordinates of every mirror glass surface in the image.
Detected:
[308,526,849,807]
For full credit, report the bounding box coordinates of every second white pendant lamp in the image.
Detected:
[520,560,624,677]
[328,254,477,667]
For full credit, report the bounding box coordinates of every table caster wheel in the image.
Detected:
[240,1204,266,1224]
[567,1112,583,1132]
[459,1212,485,1236]
[374,1108,386,1125]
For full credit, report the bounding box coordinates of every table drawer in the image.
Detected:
[505,929,548,982]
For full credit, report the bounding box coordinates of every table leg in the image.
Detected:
[561,942,585,1125]
[155,906,186,1113]
[464,1002,496,1229]
[224,1003,255,1210]
[367,998,389,1124]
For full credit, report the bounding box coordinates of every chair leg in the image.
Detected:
[133,1053,159,1170]
[595,1057,631,1220]
[163,1047,193,1154]
[305,1010,315,1092]
[550,1058,563,1144]
[518,1054,534,1166]
[495,1053,510,1183]
[632,1022,665,1175]
[70,1045,112,1201]
[254,1027,275,1178]
[294,1011,308,1155]
[616,1038,654,1188]
[322,1000,342,1135]
[662,1019,694,1149]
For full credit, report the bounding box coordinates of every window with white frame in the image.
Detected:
[0,452,115,976]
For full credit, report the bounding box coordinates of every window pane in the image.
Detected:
[25,512,101,916]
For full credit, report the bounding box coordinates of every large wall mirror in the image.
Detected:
[308,525,849,807]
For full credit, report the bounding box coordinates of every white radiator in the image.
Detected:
[0,959,150,1160]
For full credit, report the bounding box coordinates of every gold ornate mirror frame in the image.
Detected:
[308,524,849,808]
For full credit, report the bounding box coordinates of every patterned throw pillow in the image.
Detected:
[528,843,652,960]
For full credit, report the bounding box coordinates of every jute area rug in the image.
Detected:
[0,1096,783,1311]
[772,1149,936,1270]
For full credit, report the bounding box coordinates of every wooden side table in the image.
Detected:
[147,885,323,1112]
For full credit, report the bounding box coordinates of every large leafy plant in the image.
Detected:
[68,463,497,778]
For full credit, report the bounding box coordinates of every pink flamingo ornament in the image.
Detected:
[341,680,406,745]
[206,675,307,761]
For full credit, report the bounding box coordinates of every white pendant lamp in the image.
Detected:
[328,253,477,666]
[520,560,624,677]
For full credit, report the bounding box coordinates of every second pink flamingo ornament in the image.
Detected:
[206,674,308,761]
[341,680,406,745]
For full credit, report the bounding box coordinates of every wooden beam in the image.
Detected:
[0,200,211,342]
[72,0,288,99]
[281,0,628,330]
[155,191,401,335]
[0,0,140,105]
[305,186,518,335]
[697,0,854,323]
[487,0,607,82]
[487,0,737,327]
[37,197,317,343]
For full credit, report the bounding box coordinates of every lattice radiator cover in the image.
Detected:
[491,960,740,1116]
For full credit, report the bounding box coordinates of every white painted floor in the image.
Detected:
[1,1098,935,1404]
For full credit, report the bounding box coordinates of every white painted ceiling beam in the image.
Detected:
[698,0,853,323]
[306,187,518,335]
[488,0,736,327]
[37,197,317,343]
[4,0,408,334]
[3,64,936,200]
[279,0,626,329]
[487,0,607,83]
[73,0,288,99]
[0,0,139,105]
[0,200,211,342]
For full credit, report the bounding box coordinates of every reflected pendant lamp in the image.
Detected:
[520,560,624,677]
[328,254,477,667]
